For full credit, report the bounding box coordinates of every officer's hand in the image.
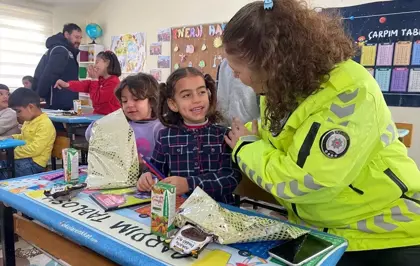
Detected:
[225,118,258,149]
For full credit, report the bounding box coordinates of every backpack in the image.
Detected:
[32,45,69,94]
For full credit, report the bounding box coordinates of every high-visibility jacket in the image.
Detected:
[232,59,420,251]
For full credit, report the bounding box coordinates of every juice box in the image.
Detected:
[151,182,176,238]
[73,100,82,115]
[62,148,79,184]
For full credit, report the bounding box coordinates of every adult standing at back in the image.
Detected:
[33,23,82,110]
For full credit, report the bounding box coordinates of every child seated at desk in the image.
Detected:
[86,73,165,158]
[0,84,20,137]
[137,67,242,205]
[54,51,121,115]
[0,88,56,178]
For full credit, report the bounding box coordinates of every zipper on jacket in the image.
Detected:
[349,184,364,195]
[292,203,300,219]
[384,168,408,194]
[384,168,420,205]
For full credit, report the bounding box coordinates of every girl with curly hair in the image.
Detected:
[223,1,420,265]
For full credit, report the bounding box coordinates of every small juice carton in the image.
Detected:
[151,182,176,238]
[73,100,82,115]
[62,148,79,184]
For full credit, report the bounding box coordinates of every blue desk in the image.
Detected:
[43,109,103,166]
[0,139,25,178]
[0,171,347,266]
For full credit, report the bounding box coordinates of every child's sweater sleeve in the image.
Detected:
[0,109,18,135]
[68,80,92,93]
[185,137,242,200]
[149,130,168,176]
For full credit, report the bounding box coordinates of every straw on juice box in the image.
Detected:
[151,182,176,238]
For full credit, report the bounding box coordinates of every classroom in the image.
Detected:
[0,0,419,265]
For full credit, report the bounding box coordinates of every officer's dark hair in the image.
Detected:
[0,84,9,92]
[62,23,82,34]
[8,88,40,109]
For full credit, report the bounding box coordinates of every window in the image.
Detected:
[0,3,52,90]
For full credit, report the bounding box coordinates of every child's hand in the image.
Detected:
[137,172,155,192]
[225,118,258,149]
[161,176,189,195]
[54,79,69,89]
[88,65,99,80]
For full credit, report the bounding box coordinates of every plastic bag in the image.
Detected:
[85,109,139,189]
[174,187,309,245]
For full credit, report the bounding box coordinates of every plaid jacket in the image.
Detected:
[150,122,241,204]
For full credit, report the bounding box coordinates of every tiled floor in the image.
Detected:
[0,238,62,266]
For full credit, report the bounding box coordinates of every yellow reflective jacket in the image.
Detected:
[233,60,420,251]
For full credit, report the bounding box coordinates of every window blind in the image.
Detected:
[0,3,52,90]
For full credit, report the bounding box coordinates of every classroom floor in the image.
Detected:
[0,238,63,266]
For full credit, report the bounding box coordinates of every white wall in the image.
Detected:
[84,0,419,164]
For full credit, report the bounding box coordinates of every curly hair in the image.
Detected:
[115,73,159,119]
[158,67,222,127]
[223,0,355,133]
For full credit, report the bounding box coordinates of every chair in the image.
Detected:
[395,123,413,148]
[51,136,70,170]
[234,174,288,216]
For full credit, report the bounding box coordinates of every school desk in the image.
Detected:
[43,109,103,165]
[0,139,25,178]
[0,171,348,266]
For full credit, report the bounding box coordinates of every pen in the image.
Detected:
[141,155,166,181]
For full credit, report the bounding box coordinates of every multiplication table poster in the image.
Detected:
[322,1,420,107]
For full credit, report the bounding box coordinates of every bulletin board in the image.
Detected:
[171,23,226,78]
[323,1,420,107]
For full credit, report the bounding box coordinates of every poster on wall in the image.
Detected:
[110,32,146,73]
[157,28,171,42]
[149,42,162,55]
[323,1,420,107]
[150,69,162,82]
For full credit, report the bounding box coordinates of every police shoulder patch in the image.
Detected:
[319,129,350,158]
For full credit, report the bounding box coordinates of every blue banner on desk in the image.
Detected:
[322,0,420,107]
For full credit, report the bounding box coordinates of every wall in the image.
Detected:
[86,0,419,164]
[52,6,90,43]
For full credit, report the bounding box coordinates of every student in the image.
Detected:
[22,76,34,90]
[85,73,164,158]
[0,84,19,137]
[137,67,241,204]
[55,51,121,115]
[0,88,55,178]
[222,1,420,265]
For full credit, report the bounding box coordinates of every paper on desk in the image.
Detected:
[174,187,309,245]
[85,109,139,189]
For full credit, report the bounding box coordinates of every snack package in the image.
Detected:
[85,109,140,189]
[174,187,309,245]
[151,182,176,238]
[62,148,79,184]
[166,224,213,258]
[44,183,87,201]
[73,100,82,115]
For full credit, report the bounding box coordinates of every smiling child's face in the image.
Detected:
[120,86,152,121]
[168,75,210,125]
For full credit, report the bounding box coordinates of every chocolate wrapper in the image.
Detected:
[174,187,309,244]
[86,109,139,189]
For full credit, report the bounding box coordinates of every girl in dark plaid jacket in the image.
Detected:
[137,67,241,204]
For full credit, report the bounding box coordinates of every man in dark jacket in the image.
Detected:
[33,23,82,110]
